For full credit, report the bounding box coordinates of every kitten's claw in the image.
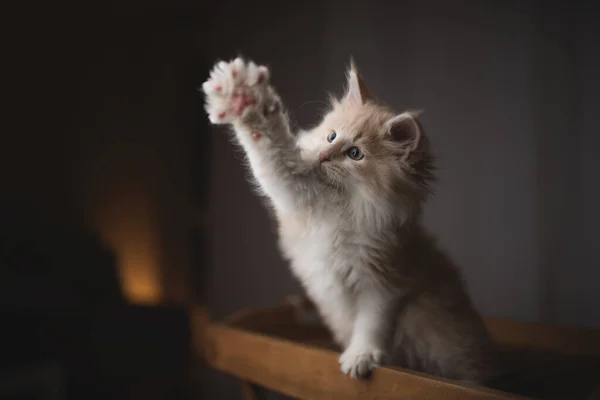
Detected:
[202,57,272,125]
[339,346,385,379]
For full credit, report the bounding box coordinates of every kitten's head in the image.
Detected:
[299,61,435,202]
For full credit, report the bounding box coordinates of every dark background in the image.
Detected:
[1,1,599,399]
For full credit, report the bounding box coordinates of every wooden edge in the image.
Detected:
[484,316,600,357]
[240,381,262,400]
[190,305,210,358]
[223,304,300,329]
[281,293,316,311]
[205,322,526,400]
[230,298,600,357]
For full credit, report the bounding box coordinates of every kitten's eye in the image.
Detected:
[327,131,337,143]
[347,146,363,160]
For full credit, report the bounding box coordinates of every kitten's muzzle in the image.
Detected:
[319,152,330,163]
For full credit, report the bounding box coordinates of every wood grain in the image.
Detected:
[193,303,600,399]
[205,323,524,400]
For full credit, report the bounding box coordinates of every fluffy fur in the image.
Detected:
[202,57,496,383]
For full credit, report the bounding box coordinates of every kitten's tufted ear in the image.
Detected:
[386,111,423,159]
[343,59,373,105]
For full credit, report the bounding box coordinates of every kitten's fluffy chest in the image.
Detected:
[277,210,398,346]
[277,211,387,287]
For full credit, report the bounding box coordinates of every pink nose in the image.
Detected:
[319,152,330,163]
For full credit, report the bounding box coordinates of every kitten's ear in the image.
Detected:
[386,111,423,158]
[343,59,373,105]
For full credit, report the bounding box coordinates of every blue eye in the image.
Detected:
[347,147,363,160]
[327,131,337,142]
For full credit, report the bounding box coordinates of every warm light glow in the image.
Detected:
[119,257,162,304]
[95,198,164,304]
[116,231,163,305]
[83,144,164,305]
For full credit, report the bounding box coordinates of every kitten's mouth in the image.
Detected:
[320,163,346,187]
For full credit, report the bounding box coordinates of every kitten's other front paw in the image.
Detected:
[202,57,275,125]
[339,345,386,379]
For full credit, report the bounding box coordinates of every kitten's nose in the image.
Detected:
[319,152,330,163]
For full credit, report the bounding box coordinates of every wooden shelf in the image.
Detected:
[192,301,600,399]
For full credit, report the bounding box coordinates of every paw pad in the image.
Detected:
[202,57,271,124]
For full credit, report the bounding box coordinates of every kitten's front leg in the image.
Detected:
[202,57,318,213]
[339,287,396,379]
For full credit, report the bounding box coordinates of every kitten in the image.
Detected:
[202,57,496,383]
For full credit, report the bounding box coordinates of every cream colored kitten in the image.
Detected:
[202,57,496,383]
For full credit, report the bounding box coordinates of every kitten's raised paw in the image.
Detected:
[202,57,271,124]
[339,346,385,379]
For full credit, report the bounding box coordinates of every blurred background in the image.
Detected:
[2,0,599,399]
